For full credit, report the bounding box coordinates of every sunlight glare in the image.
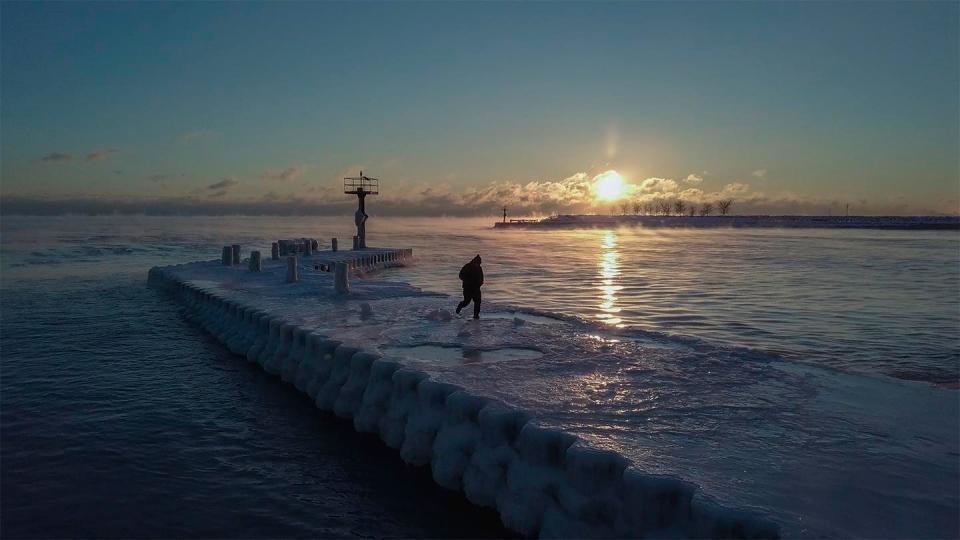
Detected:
[593,171,626,202]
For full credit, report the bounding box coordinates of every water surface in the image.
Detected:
[2,215,957,538]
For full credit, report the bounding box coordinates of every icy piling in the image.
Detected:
[286,256,299,283]
[335,262,350,294]
[146,259,778,540]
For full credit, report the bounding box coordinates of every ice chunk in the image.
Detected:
[304,338,342,400]
[432,391,490,490]
[334,351,379,418]
[462,403,531,508]
[264,321,295,375]
[354,358,401,434]
[281,327,310,383]
[400,379,462,465]
[425,308,452,321]
[497,423,578,536]
[315,345,360,411]
[380,369,429,449]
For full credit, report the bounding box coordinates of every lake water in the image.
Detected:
[2,215,958,538]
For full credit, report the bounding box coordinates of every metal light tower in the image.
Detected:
[344,171,379,249]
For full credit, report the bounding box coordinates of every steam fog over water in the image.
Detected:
[4,216,956,386]
[2,216,958,538]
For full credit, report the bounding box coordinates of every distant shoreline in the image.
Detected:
[494,214,960,230]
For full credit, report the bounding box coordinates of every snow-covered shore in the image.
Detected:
[147,254,779,539]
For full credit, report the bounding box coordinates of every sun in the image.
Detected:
[592,171,627,202]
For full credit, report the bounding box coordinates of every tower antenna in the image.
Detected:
[344,171,380,249]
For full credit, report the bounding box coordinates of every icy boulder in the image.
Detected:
[354,358,401,434]
[462,403,531,509]
[334,351,379,418]
[380,369,429,449]
[432,391,490,490]
[401,379,462,465]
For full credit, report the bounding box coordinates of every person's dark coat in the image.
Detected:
[459,255,484,290]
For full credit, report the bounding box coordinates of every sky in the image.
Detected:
[1,1,957,216]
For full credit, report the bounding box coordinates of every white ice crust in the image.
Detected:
[148,261,779,539]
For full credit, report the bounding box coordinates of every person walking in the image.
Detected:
[456,255,484,319]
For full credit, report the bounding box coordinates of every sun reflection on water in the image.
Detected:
[596,231,623,327]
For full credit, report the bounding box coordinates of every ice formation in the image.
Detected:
[147,260,779,539]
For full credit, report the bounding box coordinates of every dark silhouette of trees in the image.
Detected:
[656,199,672,215]
[699,202,714,216]
[673,199,686,216]
[718,199,734,215]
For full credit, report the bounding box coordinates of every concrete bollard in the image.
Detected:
[304,240,312,256]
[231,244,241,265]
[311,239,319,251]
[334,262,349,294]
[286,255,298,283]
[222,246,232,265]
[331,238,338,252]
[271,242,279,260]
[352,236,359,250]
[249,251,262,272]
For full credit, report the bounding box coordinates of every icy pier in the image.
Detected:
[147,251,779,539]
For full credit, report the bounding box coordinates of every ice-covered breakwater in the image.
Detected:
[147,252,779,539]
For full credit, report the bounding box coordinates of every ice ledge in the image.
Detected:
[148,264,780,539]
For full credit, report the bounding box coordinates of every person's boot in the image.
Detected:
[456,304,463,315]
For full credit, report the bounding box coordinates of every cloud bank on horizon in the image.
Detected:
[2,170,953,217]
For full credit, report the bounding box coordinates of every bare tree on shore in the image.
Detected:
[673,199,686,216]
[717,199,734,215]
[632,201,641,215]
[656,199,672,216]
[620,201,631,215]
[699,202,714,216]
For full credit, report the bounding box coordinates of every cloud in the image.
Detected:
[206,177,239,191]
[722,182,750,195]
[752,169,767,179]
[40,152,72,162]
[638,177,679,193]
[86,149,118,161]
[684,174,703,184]
[261,166,306,182]
[3,170,955,217]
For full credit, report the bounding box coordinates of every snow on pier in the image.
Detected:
[147,246,779,539]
